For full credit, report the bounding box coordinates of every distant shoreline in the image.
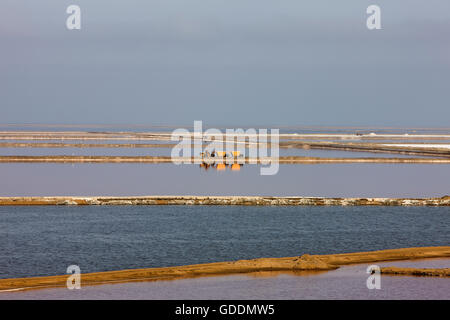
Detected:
[1,130,449,160]
[0,247,448,292]
[0,195,449,206]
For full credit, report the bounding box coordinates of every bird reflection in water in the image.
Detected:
[199,163,243,171]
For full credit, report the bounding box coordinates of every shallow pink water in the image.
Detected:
[1,259,448,300]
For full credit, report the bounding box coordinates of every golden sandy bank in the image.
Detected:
[0,246,448,292]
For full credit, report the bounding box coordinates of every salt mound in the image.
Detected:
[292,254,336,270]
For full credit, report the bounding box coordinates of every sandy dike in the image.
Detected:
[0,196,449,206]
[0,247,449,292]
[380,267,450,277]
[1,155,450,164]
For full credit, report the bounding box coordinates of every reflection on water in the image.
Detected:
[1,259,448,300]
[199,163,243,171]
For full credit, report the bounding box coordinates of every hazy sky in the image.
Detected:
[1,1,449,127]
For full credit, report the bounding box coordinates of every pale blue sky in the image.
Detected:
[1,1,449,127]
